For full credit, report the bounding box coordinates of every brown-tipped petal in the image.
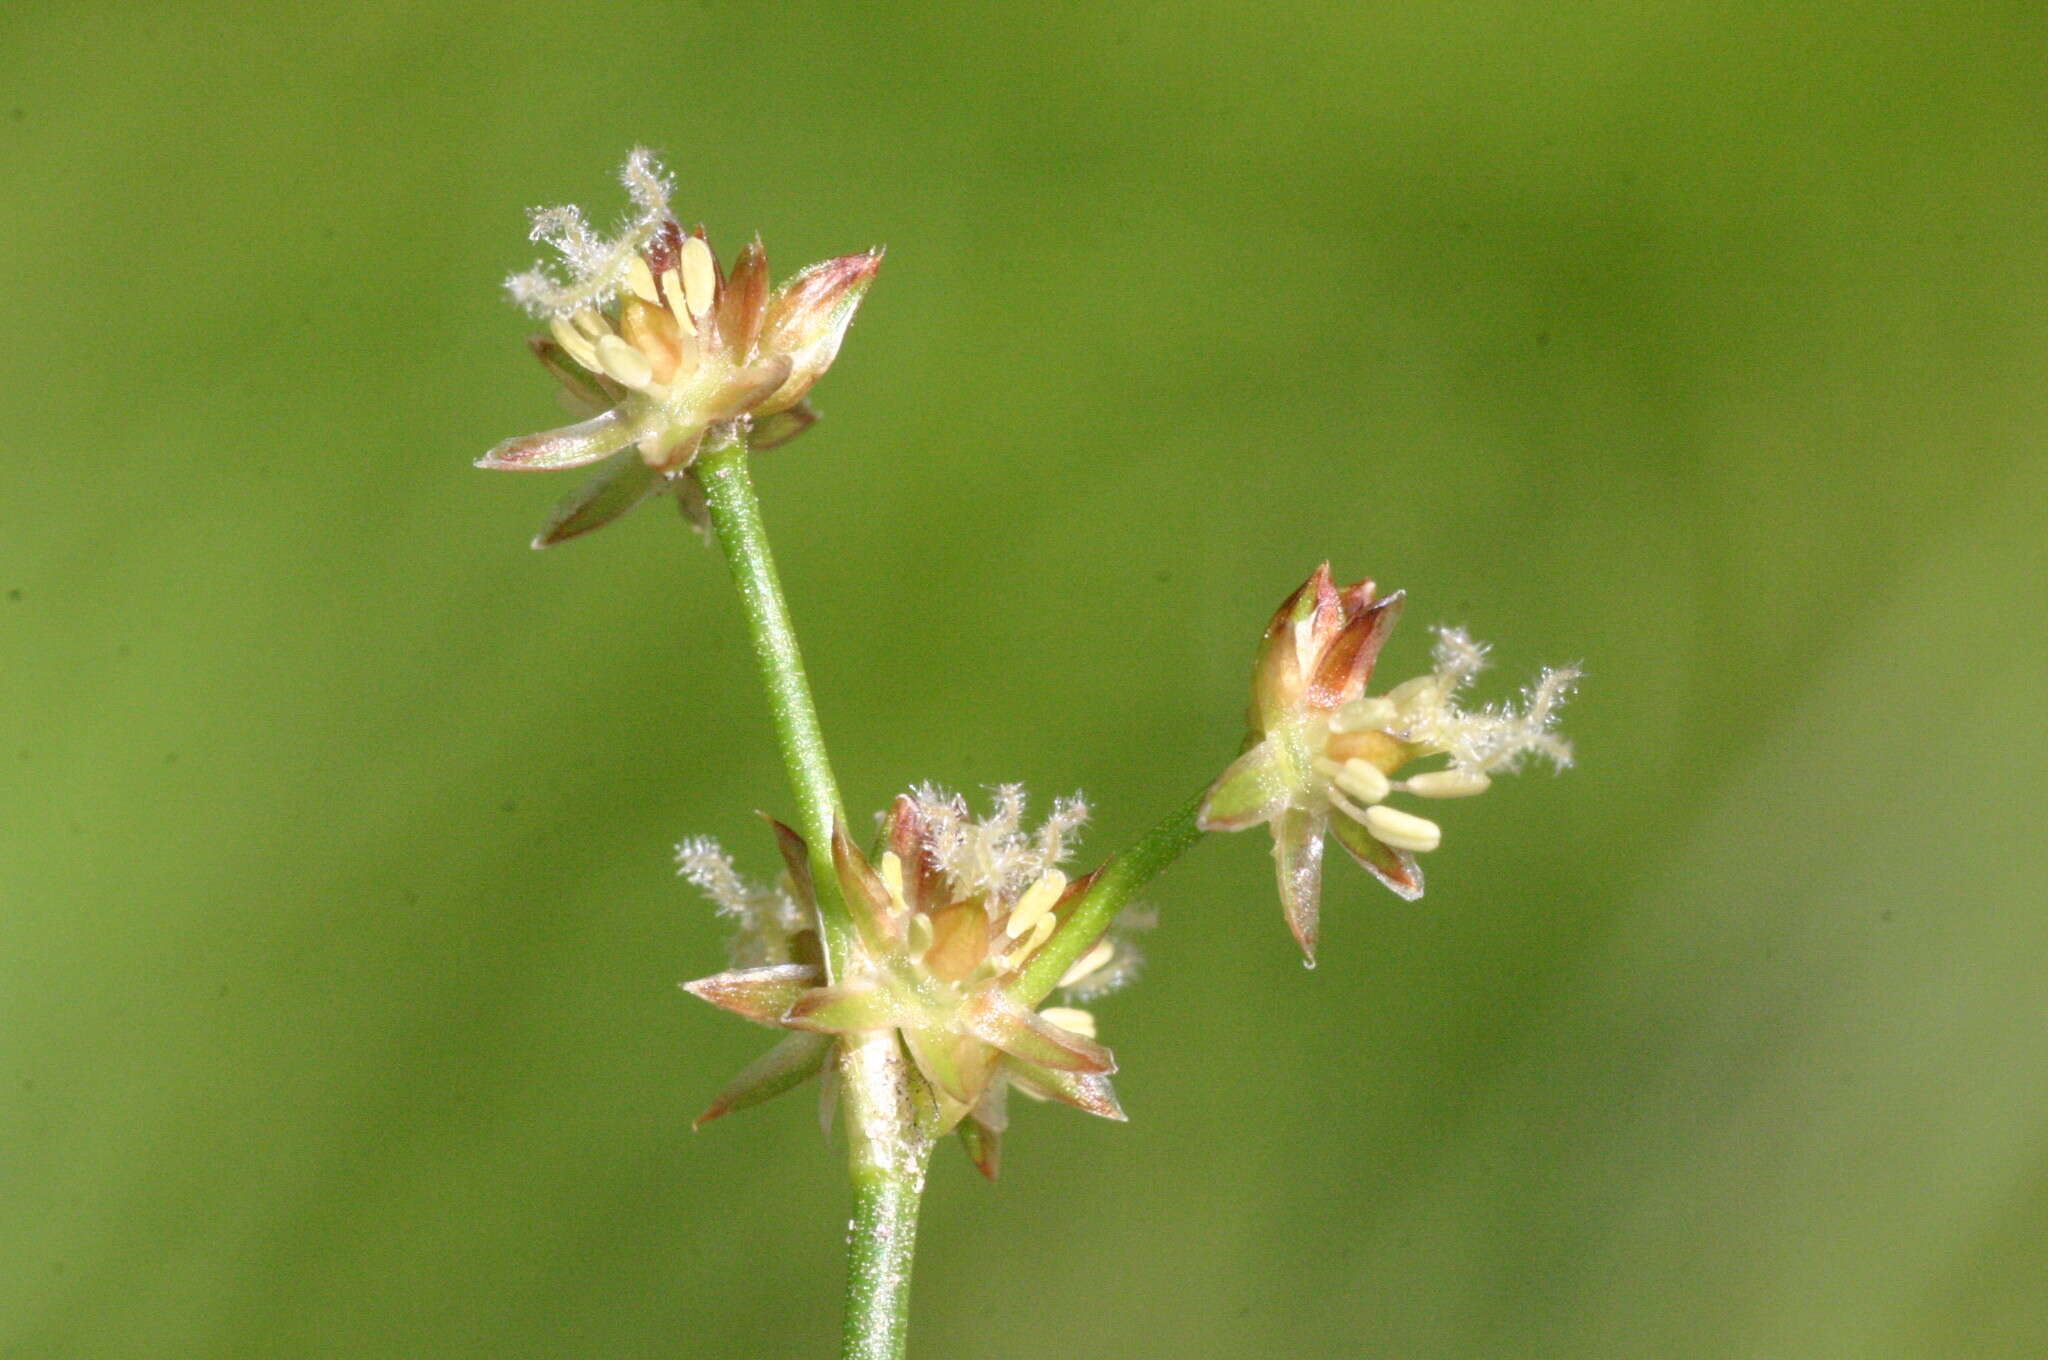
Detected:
[756,249,882,415]
[881,794,947,913]
[694,1030,832,1129]
[963,987,1116,1075]
[1306,590,1406,710]
[531,452,665,548]
[477,408,637,471]
[1198,738,1293,832]
[922,900,991,984]
[1306,562,1343,648]
[1328,811,1425,901]
[748,401,818,452]
[1253,569,1324,718]
[718,235,770,360]
[760,814,815,908]
[832,824,905,948]
[699,354,794,429]
[956,1088,1007,1181]
[1271,806,1328,965]
[782,984,901,1034]
[681,963,822,1027]
[527,334,619,413]
[1003,1059,1128,1122]
[762,250,883,348]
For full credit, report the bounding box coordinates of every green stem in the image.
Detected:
[1011,784,1210,1006]
[693,440,931,1359]
[839,1148,932,1360]
[694,439,856,975]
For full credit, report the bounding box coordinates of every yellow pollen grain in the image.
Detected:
[625,254,660,304]
[1330,696,1398,733]
[548,314,601,372]
[660,268,696,335]
[878,851,909,913]
[1403,770,1492,799]
[1057,939,1115,989]
[1018,911,1057,959]
[1004,869,1067,939]
[1039,1006,1096,1039]
[1334,758,1391,805]
[1363,804,1441,853]
[681,237,718,317]
[594,334,655,390]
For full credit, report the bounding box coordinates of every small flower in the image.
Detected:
[477,149,881,546]
[679,787,1143,1179]
[1198,564,1579,963]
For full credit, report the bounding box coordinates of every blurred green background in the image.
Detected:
[5,2,2045,1356]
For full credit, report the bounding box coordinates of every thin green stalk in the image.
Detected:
[1011,784,1210,1006]
[839,1139,933,1360]
[694,440,929,1359]
[694,438,856,975]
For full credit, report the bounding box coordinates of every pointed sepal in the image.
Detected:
[718,235,770,360]
[1197,737,1293,831]
[530,451,665,548]
[782,983,900,1035]
[749,815,814,912]
[1328,812,1425,901]
[758,249,882,415]
[749,401,818,451]
[1271,806,1328,965]
[693,1030,832,1129]
[1003,1058,1128,1122]
[681,963,821,1027]
[964,987,1115,1075]
[902,1020,996,1118]
[832,823,905,949]
[956,1083,1008,1180]
[477,408,637,471]
[1305,589,1405,710]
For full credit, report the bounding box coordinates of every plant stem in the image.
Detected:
[693,440,931,1359]
[1011,784,1210,1006]
[694,438,856,976]
[838,1035,933,1360]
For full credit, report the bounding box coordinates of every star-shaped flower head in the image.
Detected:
[1198,565,1579,963]
[477,150,881,546]
[679,787,1142,1179]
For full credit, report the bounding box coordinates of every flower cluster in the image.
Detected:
[477,150,880,546]
[679,788,1141,1178]
[1199,565,1578,962]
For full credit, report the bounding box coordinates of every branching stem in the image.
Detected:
[1011,784,1210,1006]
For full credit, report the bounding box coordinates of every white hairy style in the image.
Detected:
[907,784,1090,908]
[675,835,808,968]
[1380,626,1581,775]
[506,148,676,319]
